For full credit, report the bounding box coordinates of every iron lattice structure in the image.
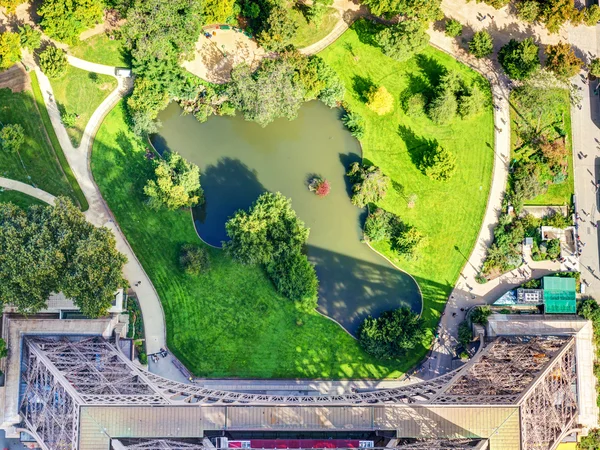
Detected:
[115,440,204,449]
[20,335,577,450]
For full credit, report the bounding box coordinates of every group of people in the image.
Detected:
[149,347,168,364]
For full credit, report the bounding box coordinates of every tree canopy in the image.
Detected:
[358,307,426,359]
[144,151,203,210]
[38,46,68,79]
[545,42,583,80]
[375,20,430,62]
[18,24,42,51]
[498,38,540,80]
[362,0,443,22]
[0,0,24,14]
[0,198,127,317]
[419,143,457,181]
[347,162,390,208]
[37,0,104,45]
[469,30,494,58]
[0,124,25,153]
[366,85,394,115]
[0,32,21,70]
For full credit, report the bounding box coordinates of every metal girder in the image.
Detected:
[115,440,204,449]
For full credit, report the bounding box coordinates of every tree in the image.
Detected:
[539,0,575,33]
[127,77,169,135]
[266,251,318,307]
[179,244,210,275]
[498,38,540,80]
[346,162,390,208]
[366,85,394,115]
[37,0,104,45]
[0,198,127,317]
[257,5,297,52]
[394,225,425,258]
[362,0,443,22]
[405,92,427,117]
[458,84,485,118]
[38,46,68,79]
[18,24,42,51]
[357,307,426,359]
[579,429,600,450]
[144,152,203,210]
[444,18,462,37]
[469,30,494,58]
[584,5,600,26]
[590,58,600,78]
[471,305,492,325]
[419,144,457,181]
[61,110,77,127]
[0,0,23,14]
[224,192,309,266]
[0,32,21,70]
[364,208,401,242]
[375,20,430,62]
[227,59,306,127]
[516,0,540,23]
[204,0,236,23]
[341,109,365,139]
[0,124,24,153]
[428,89,457,124]
[545,42,584,80]
[458,320,472,347]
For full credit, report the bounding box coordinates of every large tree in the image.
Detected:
[37,0,104,45]
[545,42,583,80]
[469,30,494,58]
[38,46,68,79]
[0,123,24,153]
[375,20,430,62]
[18,24,42,51]
[362,0,443,22]
[346,162,390,208]
[0,0,23,15]
[204,0,236,24]
[498,37,540,80]
[419,143,457,181]
[0,198,127,317]
[0,32,21,70]
[144,151,203,210]
[358,307,426,359]
[257,4,297,52]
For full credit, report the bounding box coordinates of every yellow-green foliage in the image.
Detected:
[366,85,394,115]
[0,31,21,69]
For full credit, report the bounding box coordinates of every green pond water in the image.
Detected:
[152,101,421,334]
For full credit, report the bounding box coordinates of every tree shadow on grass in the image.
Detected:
[400,73,433,110]
[414,53,446,89]
[398,125,439,171]
[352,75,375,102]
[352,18,384,47]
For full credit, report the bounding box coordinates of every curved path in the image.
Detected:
[19,53,168,355]
[0,178,57,205]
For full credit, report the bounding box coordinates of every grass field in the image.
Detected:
[0,190,47,208]
[0,83,82,205]
[70,34,129,68]
[289,4,338,48]
[49,65,117,147]
[92,101,410,378]
[509,89,574,206]
[319,20,495,344]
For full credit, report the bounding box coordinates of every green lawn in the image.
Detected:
[49,65,117,147]
[92,101,410,379]
[0,83,82,205]
[509,89,574,206]
[70,34,129,68]
[290,4,339,48]
[0,190,47,208]
[319,21,495,344]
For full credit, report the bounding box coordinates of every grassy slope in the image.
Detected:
[70,34,129,67]
[49,65,117,147]
[0,190,46,208]
[92,101,409,379]
[289,5,338,48]
[0,83,81,204]
[509,90,574,206]
[319,21,495,345]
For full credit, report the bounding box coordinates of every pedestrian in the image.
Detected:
[582,242,587,247]
[593,222,598,228]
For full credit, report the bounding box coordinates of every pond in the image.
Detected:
[152,101,421,335]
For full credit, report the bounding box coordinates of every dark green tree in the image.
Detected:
[266,251,318,307]
[362,0,442,22]
[393,225,425,259]
[590,58,600,78]
[517,0,540,23]
[470,305,492,325]
[458,320,472,347]
[458,84,486,118]
[428,89,457,124]
[375,20,430,62]
[419,143,457,181]
[358,307,426,359]
[37,0,104,45]
[469,30,494,58]
[179,244,210,275]
[579,428,600,449]
[341,109,365,139]
[364,208,401,242]
[144,151,203,210]
[18,24,42,51]
[444,18,462,37]
[257,4,297,52]
[38,46,68,79]
[498,38,540,80]
[0,124,24,153]
[346,162,390,208]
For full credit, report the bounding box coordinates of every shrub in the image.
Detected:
[419,143,457,181]
[308,177,331,197]
[0,123,24,153]
[266,251,318,307]
[341,109,365,139]
[366,85,394,115]
[375,20,430,62]
[38,46,68,79]
[346,162,390,208]
[444,19,463,37]
[144,151,203,210]
[458,84,485,118]
[545,42,584,81]
[404,93,427,117]
[498,38,540,80]
[364,208,400,242]
[546,238,561,259]
[61,111,77,128]
[590,58,600,78]
[469,30,494,58]
[427,89,457,124]
[458,321,472,347]
[179,244,210,275]
[18,24,42,51]
[393,226,425,259]
[517,0,540,23]
[357,307,426,359]
[471,306,492,325]
[138,351,148,365]
[0,31,21,69]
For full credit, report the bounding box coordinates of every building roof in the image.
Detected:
[543,277,576,314]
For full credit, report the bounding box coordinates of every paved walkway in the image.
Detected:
[0,178,56,205]
[14,52,168,355]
